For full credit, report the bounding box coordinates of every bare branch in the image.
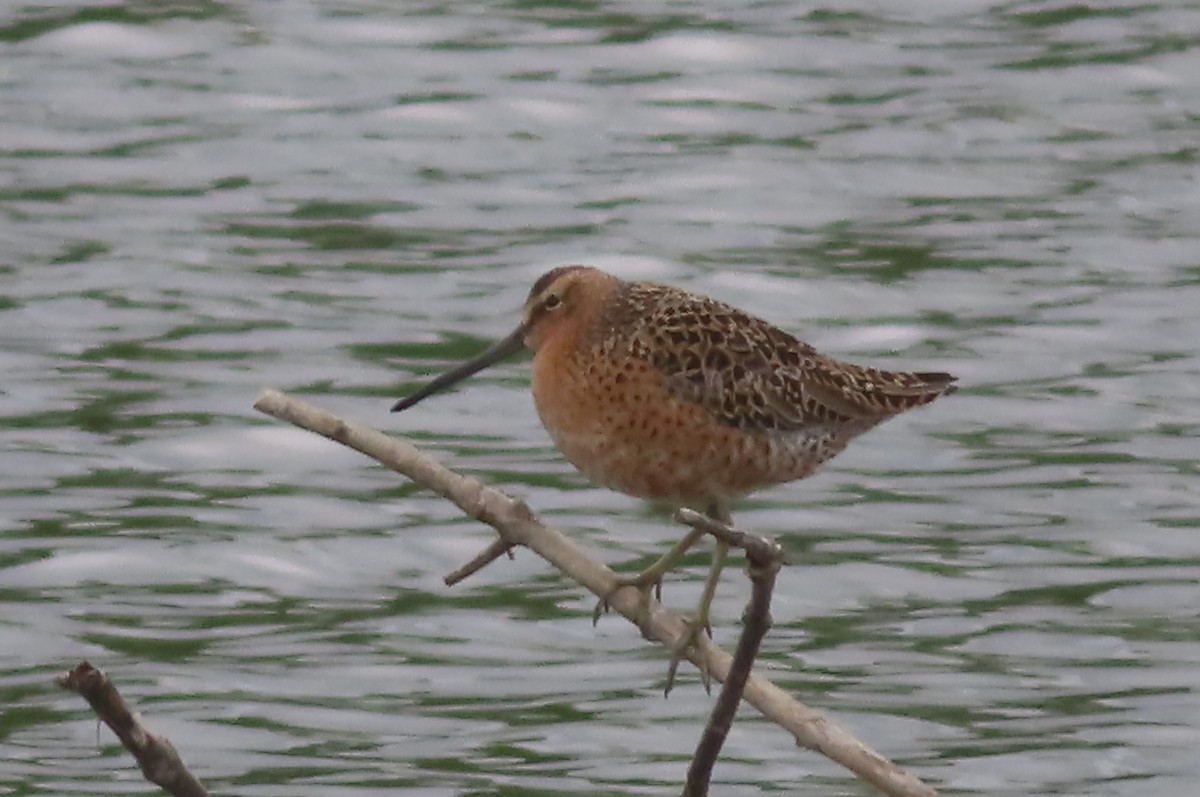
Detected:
[253,389,938,797]
[682,513,783,797]
[56,661,209,797]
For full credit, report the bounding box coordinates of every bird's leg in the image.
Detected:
[665,538,729,695]
[593,525,707,627]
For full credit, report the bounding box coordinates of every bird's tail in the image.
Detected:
[806,362,958,419]
[870,369,957,412]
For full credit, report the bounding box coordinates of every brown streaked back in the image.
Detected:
[580,279,956,436]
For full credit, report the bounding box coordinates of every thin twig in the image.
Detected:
[253,389,938,797]
[674,508,782,564]
[680,511,783,797]
[55,661,209,797]
[444,536,515,586]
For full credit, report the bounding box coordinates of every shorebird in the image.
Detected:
[393,265,955,688]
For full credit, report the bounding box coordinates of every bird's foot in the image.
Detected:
[592,574,663,628]
[664,613,714,696]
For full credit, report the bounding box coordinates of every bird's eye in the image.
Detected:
[543,294,562,310]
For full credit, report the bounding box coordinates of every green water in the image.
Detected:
[3,2,1199,795]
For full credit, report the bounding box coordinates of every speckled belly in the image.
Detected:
[531,352,834,506]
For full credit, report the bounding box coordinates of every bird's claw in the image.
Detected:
[592,576,661,627]
[664,614,713,696]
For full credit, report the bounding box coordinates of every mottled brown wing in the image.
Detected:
[634,283,955,435]
[631,284,833,433]
[766,358,956,431]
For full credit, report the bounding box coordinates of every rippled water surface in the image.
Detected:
[3,2,1199,795]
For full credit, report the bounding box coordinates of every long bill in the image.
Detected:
[391,324,528,412]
